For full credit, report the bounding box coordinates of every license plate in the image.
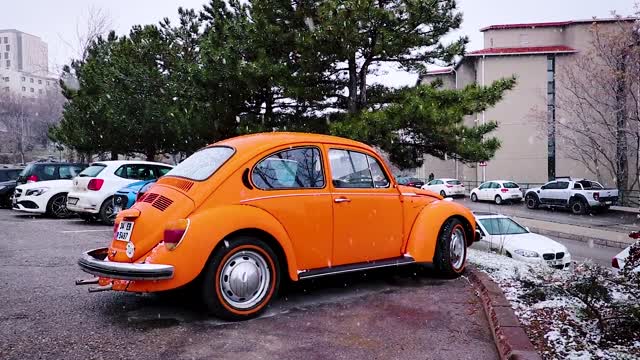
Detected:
[68,197,78,205]
[547,260,561,266]
[115,221,135,242]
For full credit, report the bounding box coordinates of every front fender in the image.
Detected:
[405,200,476,263]
[125,204,298,292]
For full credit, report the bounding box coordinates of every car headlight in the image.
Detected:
[25,187,48,196]
[514,249,540,258]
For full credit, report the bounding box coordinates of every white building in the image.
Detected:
[0,29,57,97]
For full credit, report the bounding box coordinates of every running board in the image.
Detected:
[298,256,415,280]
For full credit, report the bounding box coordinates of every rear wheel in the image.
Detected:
[433,218,468,278]
[494,195,503,205]
[471,193,478,202]
[98,197,115,225]
[570,199,588,215]
[440,190,447,197]
[202,236,280,321]
[46,193,72,218]
[525,194,539,209]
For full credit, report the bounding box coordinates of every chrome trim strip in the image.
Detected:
[298,257,415,280]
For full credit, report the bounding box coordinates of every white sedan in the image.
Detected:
[66,160,173,224]
[470,180,523,205]
[473,213,572,269]
[12,179,75,218]
[421,178,465,197]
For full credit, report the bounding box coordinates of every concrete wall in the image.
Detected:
[484,27,567,48]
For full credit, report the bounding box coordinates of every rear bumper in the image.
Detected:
[67,192,103,214]
[78,247,174,281]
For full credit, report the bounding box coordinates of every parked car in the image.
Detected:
[16,161,86,185]
[0,166,23,208]
[473,212,572,269]
[611,232,639,273]
[77,133,479,320]
[112,179,156,214]
[396,176,425,188]
[470,180,522,205]
[421,178,465,197]
[12,179,75,218]
[524,177,618,215]
[66,161,173,225]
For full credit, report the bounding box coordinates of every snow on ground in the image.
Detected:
[467,249,640,360]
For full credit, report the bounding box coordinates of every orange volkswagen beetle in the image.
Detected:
[78,133,478,320]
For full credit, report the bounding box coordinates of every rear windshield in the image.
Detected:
[577,180,603,190]
[79,164,106,177]
[165,146,235,181]
[503,182,519,189]
[447,180,462,185]
[479,218,528,235]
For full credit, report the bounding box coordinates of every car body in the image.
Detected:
[396,176,425,188]
[112,180,156,214]
[612,232,639,273]
[421,178,465,197]
[525,178,618,214]
[470,180,522,205]
[0,167,23,208]
[77,132,479,320]
[12,179,75,218]
[473,213,572,269]
[16,162,86,185]
[66,161,173,224]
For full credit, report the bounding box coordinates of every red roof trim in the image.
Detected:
[425,68,453,75]
[467,45,577,56]
[480,18,636,32]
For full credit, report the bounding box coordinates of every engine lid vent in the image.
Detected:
[142,193,159,204]
[152,195,173,212]
[158,177,194,192]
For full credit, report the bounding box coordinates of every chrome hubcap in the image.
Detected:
[450,228,465,270]
[219,250,270,309]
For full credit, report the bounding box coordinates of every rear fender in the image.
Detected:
[405,200,475,263]
[125,204,298,292]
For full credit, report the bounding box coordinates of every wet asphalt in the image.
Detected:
[0,209,498,360]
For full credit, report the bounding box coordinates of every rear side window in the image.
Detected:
[59,166,74,179]
[117,164,158,180]
[252,147,324,189]
[80,164,106,177]
[503,182,519,189]
[157,166,172,176]
[490,182,500,189]
[166,146,234,181]
[447,180,462,185]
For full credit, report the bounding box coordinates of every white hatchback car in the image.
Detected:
[473,213,572,269]
[421,178,465,197]
[66,161,173,224]
[470,180,523,205]
[12,179,75,218]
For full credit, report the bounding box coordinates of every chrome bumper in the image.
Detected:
[78,247,174,281]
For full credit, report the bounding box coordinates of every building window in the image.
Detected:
[22,86,26,92]
[30,78,34,83]
[547,55,556,181]
[38,89,43,94]
[46,81,50,86]
[21,76,25,82]
[3,87,8,92]
[5,45,9,51]
[30,87,34,93]
[38,79,42,85]
[3,53,7,59]
[3,77,8,82]
[5,60,9,68]
[3,37,7,44]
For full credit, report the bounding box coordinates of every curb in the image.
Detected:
[527,226,630,249]
[468,267,541,360]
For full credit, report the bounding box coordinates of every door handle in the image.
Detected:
[334,197,351,203]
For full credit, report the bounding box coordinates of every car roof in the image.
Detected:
[27,162,84,166]
[482,180,517,183]
[89,160,172,166]
[473,212,509,219]
[437,178,459,181]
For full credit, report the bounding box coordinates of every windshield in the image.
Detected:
[79,164,106,177]
[479,218,528,235]
[165,146,234,181]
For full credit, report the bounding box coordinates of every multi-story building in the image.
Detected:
[0,29,57,97]
[418,18,636,188]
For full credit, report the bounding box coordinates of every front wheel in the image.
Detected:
[570,199,588,215]
[202,236,280,321]
[433,218,468,278]
[47,193,72,218]
[471,193,478,202]
[525,194,539,209]
[440,190,447,198]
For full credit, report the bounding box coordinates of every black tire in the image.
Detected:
[79,213,98,223]
[494,195,503,205]
[570,199,588,215]
[201,236,280,321]
[46,193,72,219]
[433,218,468,278]
[98,197,116,225]
[471,193,478,202]
[525,194,539,209]
[439,190,447,197]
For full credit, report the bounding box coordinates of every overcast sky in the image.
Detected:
[3,0,637,86]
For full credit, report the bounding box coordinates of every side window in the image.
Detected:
[127,165,154,180]
[157,166,172,177]
[367,155,390,188]
[542,182,556,190]
[115,166,127,178]
[557,181,569,189]
[41,165,57,180]
[252,147,324,189]
[71,166,84,177]
[436,180,444,185]
[59,166,73,179]
[329,149,373,188]
[479,183,490,190]
[490,182,500,189]
[573,183,582,190]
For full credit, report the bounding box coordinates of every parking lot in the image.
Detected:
[0,209,498,360]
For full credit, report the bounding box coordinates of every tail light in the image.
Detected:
[446,184,453,188]
[461,184,464,187]
[163,219,189,251]
[407,182,415,186]
[112,221,120,240]
[612,257,619,269]
[629,231,640,239]
[27,175,38,183]
[593,192,600,201]
[88,178,104,191]
[501,188,509,193]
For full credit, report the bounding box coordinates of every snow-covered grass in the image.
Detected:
[467,249,640,360]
